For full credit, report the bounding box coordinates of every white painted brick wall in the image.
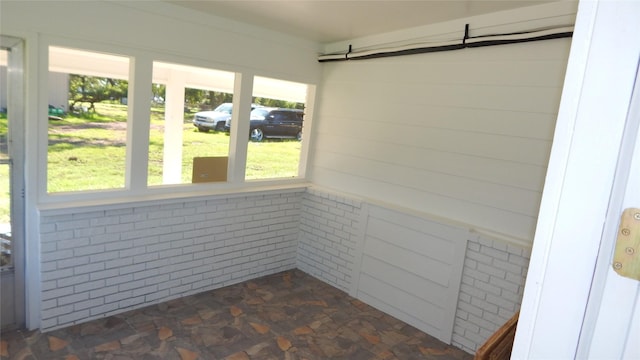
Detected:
[296,188,529,356]
[296,187,362,292]
[38,185,530,358]
[452,233,531,353]
[39,190,303,331]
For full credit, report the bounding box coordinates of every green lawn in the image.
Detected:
[0,102,302,222]
[246,140,301,180]
[47,102,301,192]
[47,103,131,192]
[0,164,8,224]
[1,112,8,223]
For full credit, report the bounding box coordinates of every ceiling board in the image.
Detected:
[167,0,558,43]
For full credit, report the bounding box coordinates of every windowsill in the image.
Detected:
[38,179,311,215]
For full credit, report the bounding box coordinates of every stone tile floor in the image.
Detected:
[1,270,473,359]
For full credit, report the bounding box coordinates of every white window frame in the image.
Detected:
[38,37,316,207]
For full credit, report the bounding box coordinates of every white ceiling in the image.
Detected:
[168,0,558,44]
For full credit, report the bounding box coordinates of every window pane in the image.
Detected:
[0,48,10,268]
[148,62,234,186]
[246,76,308,180]
[47,46,129,193]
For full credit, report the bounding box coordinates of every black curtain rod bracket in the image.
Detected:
[463,24,470,45]
[317,24,573,62]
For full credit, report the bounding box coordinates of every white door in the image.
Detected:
[0,35,26,330]
[576,60,640,358]
[512,0,640,358]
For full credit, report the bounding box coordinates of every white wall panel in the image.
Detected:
[311,38,571,241]
[0,1,321,84]
[313,167,539,239]
[342,58,568,88]
[357,276,443,338]
[314,153,543,215]
[316,118,553,165]
[299,187,533,352]
[363,237,452,286]
[321,106,557,139]
[360,256,447,305]
[314,137,547,191]
[355,204,468,343]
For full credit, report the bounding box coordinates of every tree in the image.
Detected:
[68,75,128,113]
[207,91,233,109]
[253,97,304,109]
[184,88,206,108]
[152,83,165,104]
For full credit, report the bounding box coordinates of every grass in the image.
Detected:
[246,140,301,180]
[1,112,9,223]
[47,102,301,192]
[47,103,130,192]
[0,165,8,224]
[0,102,302,223]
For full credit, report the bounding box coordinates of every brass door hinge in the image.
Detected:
[613,208,640,280]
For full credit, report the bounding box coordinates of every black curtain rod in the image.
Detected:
[318,24,573,63]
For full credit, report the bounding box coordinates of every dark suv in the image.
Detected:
[226,107,304,142]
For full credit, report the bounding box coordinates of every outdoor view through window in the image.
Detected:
[149,66,309,184]
[148,62,235,186]
[246,76,308,180]
[0,48,11,268]
[46,47,311,193]
[48,46,130,193]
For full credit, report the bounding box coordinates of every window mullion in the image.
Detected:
[227,72,253,183]
[127,55,153,192]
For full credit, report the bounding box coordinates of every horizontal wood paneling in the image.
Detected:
[321,83,564,114]
[360,256,447,305]
[366,218,455,260]
[318,106,558,140]
[311,38,571,241]
[316,118,553,165]
[314,136,547,191]
[363,237,452,287]
[357,283,442,339]
[355,205,468,343]
[312,170,538,239]
[341,59,569,88]
[313,153,543,215]
[358,273,445,329]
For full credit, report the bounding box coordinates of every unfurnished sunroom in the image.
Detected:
[0,0,583,357]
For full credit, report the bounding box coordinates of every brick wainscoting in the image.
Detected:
[297,187,362,292]
[452,234,530,353]
[39,189,303,330]
[38,186,529,353]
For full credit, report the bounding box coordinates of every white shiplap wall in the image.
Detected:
[356,204,468,344]
[311,38,572,241]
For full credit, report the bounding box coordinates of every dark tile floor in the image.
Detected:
[1,270,473,360]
